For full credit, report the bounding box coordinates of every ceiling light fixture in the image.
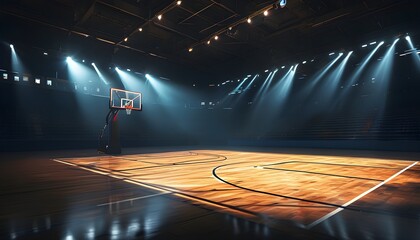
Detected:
[158,14,162,20]
[279,0,287,8]
[247,17,252,24]
[207,40,211,45]
[124,37,128,42]
[188,48,193,52]
[139,28,143,32]
[264,10,269,16]
[214,35,218,40]
[177,1,182,5]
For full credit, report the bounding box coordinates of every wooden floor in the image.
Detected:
[55,149,420,230]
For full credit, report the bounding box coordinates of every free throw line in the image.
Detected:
[307,161,418,229]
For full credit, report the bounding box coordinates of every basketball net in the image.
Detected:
[125,103,133,115]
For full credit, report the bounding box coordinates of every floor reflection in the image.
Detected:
[2,149,419,239]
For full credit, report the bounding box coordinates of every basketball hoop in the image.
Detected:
[109,88,142,114]
[125,104,133,115]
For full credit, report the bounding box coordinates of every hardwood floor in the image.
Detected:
[55,150,420,233]
[2,148,419,239]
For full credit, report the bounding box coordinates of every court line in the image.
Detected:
[54,159,167,192]
[54,157,257,218]
[307,161,418,229]
[54,159,117,177]
[97,192,171,206]
[112,152,226,167]
[213,162,345,208]
[263,167,383,181]
[262,161,402,169]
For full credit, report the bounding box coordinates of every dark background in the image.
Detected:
[1,0,420,152]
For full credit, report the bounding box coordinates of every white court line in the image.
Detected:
[53,159,169,191]
[307,161,418,229]
[54,159,115,177]
[97,192,170,206]
[54,158,172,195]
[53,158,255,217]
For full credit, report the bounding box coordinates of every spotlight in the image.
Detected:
[405,36,411,41]
[177,0,181,5]
[139,28,143,32]
[279,0,287,8]
[43,52,48,56]
[145,74,150,78]
[264,69,269,72]
[362,44,368,48]
[263,10,269,16]
[247,17,252,24]
[66,56,72,63]
[91,62,95,66]
[188,47,193,52]
[157,14,162,20]
[115,67,119,71]
[124,37,128,42]
[228,27,232,31]
[207,40,211,45]
[281,66,285,69]
[329,52,335,56]
[127,69,131,72]
[379,41,385,45]
[370,41,377,45]
[214,35,218,40]
[10,44,14,49]
[82,59,85,63]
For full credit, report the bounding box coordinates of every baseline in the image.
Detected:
[307,161,418,229]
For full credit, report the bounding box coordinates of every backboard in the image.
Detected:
[110,88,142,111]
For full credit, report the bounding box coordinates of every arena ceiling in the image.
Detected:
[0,0,419,73]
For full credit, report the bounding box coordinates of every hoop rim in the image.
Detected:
[125,105,132,115]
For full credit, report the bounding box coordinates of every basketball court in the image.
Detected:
[2,1,420,239]
[53,149,420,236]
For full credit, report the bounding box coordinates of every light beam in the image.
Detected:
[405,35,420,69]
[91,63,109,85]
